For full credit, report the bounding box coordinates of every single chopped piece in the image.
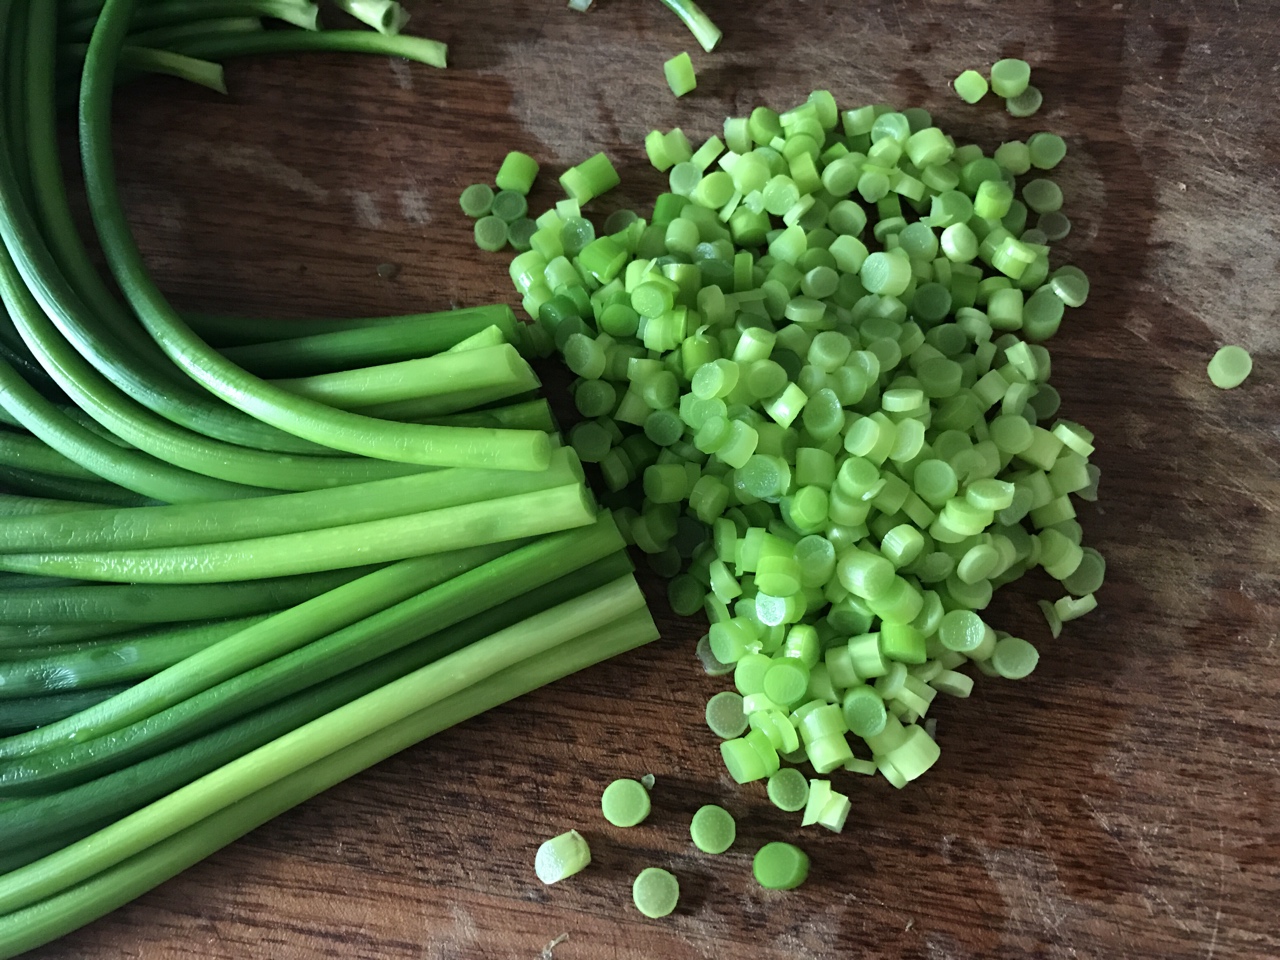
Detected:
[664,51,697,97]
[706,690,749,738]
[658,0,722,51]
[601,778,652,827]
[690,804,737,853]
[1208,345,1253,389]
[953,69,989,103]
[767,767,810,811]
[753,842,810,890]
[535,830,592,885]
[632,867,680,918]
[459,183,494,217]
[473,215,508,252]
[1006,85,1043,117]
[990,58,1031,97]
[496,151,540,194]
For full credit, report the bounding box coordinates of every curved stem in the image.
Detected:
[17,0,339,456]
[80,1,541,470]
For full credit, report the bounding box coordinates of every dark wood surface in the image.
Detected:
[30,1,1280,957]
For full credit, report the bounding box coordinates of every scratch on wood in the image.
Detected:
[540,932,569,959]
[1203,826,1226,960]
[350,190,384,229]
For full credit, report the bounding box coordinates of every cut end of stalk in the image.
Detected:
[284,4,322,32]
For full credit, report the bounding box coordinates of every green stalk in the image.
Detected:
[4,0,29,208]
[123,16,263,49]
[0,463,153,506]
[0,429,99,480]
[170,27,448,69]
[355,382,541,421]
[0,273,431,490]
[0,483,595,581]
[0,446,580,553]
[0,551,634,848]
[0,572,76,590]
[657,0,722,52]
[0,566,369,623]
[63,0,320,43]
[423,399,557,432]
[58,45,230,95]
[0,623,143,649]
[272,344,538,410]
[0,332,268,501]
[0,687,128,737]
[57,0,166,24]
[120,46,226,93]
[79,1,524,470]
[0,574,647,914]
[0,492,110,516]
[0,539,525,760]
[0,616,267,699]
[188,304,513,350]
[18,3,338,457]
[0,539,633,795]
[0,609,656,955]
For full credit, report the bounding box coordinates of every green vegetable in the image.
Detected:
[0,611,655,955]
[333,0,409,36]
[484,78,1102,797]
[601,778,652,827]
[536,830,592,885]
[657,0,721,52]
[953,69,988,103]
[460,183,495,217]
[752,842,810,890]
[664,51,696,97]
[0,573,650,914]
[495,151,539,195]
[1005,85,1043,117]
[705,690,748,738]
[0,485,595,582]
[766,767,810,812]
[0,8,665,950]
[689,804,735,853]
[632,867,679,918]
[1208,345,1252,389]
[989,58,1031,97]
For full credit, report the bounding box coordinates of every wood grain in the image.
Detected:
[25,0,1280,957]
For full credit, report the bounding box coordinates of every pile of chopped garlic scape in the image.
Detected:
[467,58,1109,903]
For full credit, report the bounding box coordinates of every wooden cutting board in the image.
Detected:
[28,0,1280,957]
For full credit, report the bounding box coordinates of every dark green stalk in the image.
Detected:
[0,566,370,623]
[0,551,632,848]
[15,2,355,457]
[76,13,539,470]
